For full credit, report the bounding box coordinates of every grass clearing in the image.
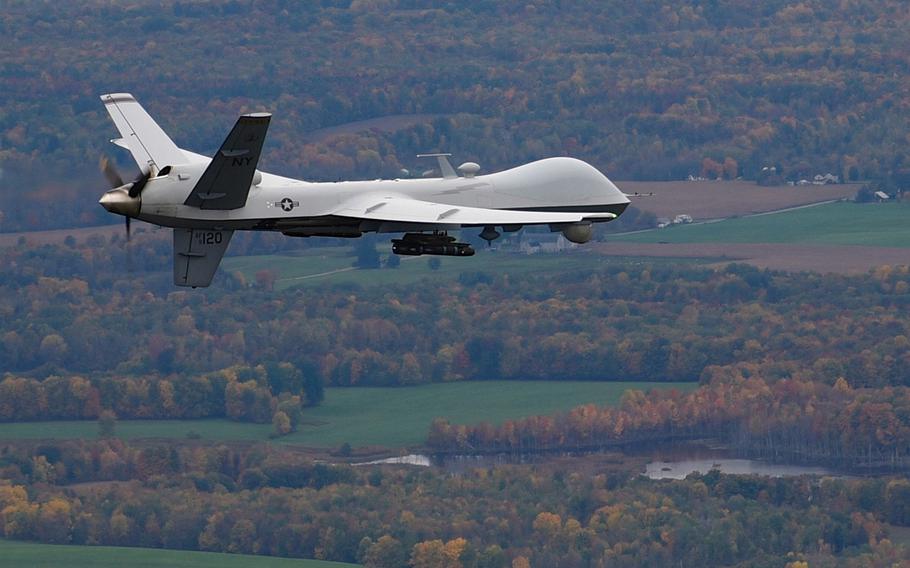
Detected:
[223,247,353,288]
[613,201,910,247]
[0,540,357,568]
[280,381,695,447]
[222,245,616,291]
[0,382,695,448]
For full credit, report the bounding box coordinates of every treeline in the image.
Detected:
[428,373,910,472]
[4,1,910,231]
[3,241,910,390]
[0,439,353,488]
[0,439,908,566]
[0,363,323,425]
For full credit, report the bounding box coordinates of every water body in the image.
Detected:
[353,453,547,470]
[355,443,843,479]
[353,454,432,467]
[635,441,842,479]
[644,458,837,479]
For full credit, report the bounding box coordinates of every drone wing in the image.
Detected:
[331,194,615,227]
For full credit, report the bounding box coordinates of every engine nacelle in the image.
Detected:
[562,222,593,244]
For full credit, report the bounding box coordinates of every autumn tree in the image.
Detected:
[271,411,292,437]
[363,535,407,568]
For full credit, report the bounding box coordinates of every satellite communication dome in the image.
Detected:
[457,162,481,178]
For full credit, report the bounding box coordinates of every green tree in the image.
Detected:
[303,373,325,406]
[354,237,380,269]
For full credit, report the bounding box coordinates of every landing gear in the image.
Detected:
[392,232,475,257]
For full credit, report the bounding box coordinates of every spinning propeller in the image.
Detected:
[98,156,150,241]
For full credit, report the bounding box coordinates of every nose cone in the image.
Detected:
[99,186,140,217]
[604,176,630,205]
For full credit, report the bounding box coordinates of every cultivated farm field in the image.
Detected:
[603,201,910,274]
[620,180,859,220]
[615,201,910,247]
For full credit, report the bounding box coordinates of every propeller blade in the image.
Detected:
[128,170,151,198]
[125,216,133,272]
[99,156,124,188]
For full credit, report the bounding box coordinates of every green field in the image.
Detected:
[0,540,357,568]
[613,201,910,247]
[222,245,612,291]
[283,381,694,447]
[0,382,694,448]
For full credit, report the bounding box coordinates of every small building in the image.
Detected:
[496,231,579,254]
[519,233,574,254]
[673,214,693,224]
[813,173,840,185]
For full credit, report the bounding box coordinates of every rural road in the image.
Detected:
[277,255,422,284]
[278,265,358,283]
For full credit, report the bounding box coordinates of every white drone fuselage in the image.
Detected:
[136,156,628,233]
[98,93,629,287]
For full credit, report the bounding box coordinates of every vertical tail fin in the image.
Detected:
[173,228,233,288]
[100,93,188,173]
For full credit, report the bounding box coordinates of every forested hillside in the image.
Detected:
[2,439,909,566]
[3,236,910,422]
[3,242,910,384]
[2,0,910,231]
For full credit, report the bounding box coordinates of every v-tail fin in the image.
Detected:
[183,113,271,210]
[100,93,188,174]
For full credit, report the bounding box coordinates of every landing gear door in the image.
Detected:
[173,228,233,288]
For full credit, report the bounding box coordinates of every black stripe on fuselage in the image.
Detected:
[506,202,629,216]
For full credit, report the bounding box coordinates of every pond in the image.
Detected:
[353,454,432,467]
[636,441,843,479]
[643,458,838,479]
[354,441,845,478]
